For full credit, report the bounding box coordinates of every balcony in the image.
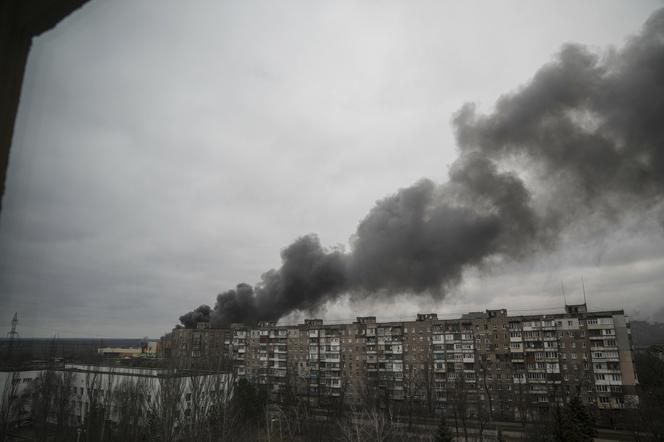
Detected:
[270,369,287,377]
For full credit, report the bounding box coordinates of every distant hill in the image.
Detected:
[630,320,664,348]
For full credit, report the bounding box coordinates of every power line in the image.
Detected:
[6,312,19,359]
[7,312,19,339]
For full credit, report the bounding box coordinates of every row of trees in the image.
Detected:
[5,339,662,441]
[1,361,251,442]
[1,359,651,441]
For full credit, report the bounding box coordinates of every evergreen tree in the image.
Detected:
[233,378,265,424]
[435,416,454,442]
[558,396,597,442]
[570,396,597,441]
[634,349,664,440]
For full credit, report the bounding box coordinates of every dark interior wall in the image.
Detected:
[0,0,89,213]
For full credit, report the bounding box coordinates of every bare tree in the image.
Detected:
[355,361,379,412]
[53,369,75,442]
[0,372,21,441]
[82,366,103,440]
[27,366,75,442]
[512,369,530,429]
[208,369,239,441]
[183,368,220,441]
[277,359,318,440]
[79,364,117,442]
[474,342,494,422]
[337,405,400,442]
[146,368,185,442]
[450,375,470,442]
[113,375,149,442]
[336,404,365,442]
[401,362,417,432]
[494,380,512,421]
[420,343,436,417]
[30,369,59,441]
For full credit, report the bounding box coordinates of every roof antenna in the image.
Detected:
[561,281,567,306]
[581,277,587,308]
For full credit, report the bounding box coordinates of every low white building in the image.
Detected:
[1,363,232,428]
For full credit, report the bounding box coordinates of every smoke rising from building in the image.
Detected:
[180,8,664,328]
[179,304,211,328]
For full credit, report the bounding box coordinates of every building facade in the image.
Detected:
[163,304,638,415]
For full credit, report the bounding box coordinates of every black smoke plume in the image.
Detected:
[180,9,664,328]
[179,304,211,328]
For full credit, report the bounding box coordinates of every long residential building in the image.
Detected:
[162,304,638,415]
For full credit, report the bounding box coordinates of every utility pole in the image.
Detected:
[1,313,20,440]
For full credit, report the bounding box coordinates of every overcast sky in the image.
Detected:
[1,0,663,338]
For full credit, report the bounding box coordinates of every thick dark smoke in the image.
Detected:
[180,9,664,328]
[179,304,211,328]
[207,239,348,327]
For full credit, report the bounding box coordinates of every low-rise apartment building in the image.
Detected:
[0,363,232,428]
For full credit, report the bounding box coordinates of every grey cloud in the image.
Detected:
[454,9,664,217]
[185,7,664,328]
[2,1,663,337]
